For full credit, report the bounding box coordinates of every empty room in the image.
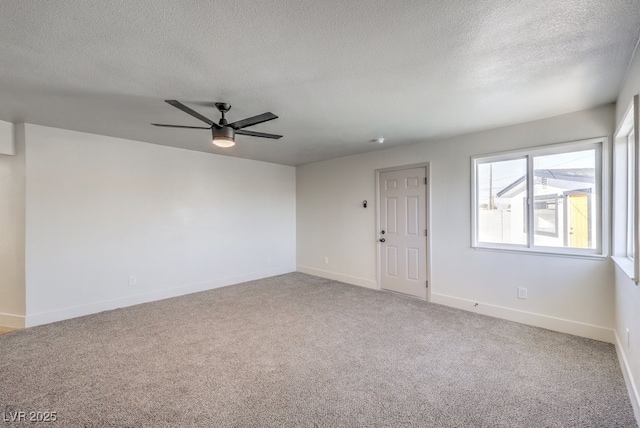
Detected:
[1,1,640,426]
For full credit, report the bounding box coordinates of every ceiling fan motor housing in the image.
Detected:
[213,125,235,139]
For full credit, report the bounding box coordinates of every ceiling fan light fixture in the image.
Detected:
[212,126,236,148]
[212,136,236,148]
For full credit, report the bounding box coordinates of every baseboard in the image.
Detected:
[614,330,640,424]
[0,312,26,328]
[431,293,615,343]
[25,266,294,327]
[296,265,378,290]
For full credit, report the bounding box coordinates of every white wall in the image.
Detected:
[23,124,296,326]
[618,43,640,125]
[0,120,14,155]
[614,45,640,420]
[0,121,26,327]
[297,105,615,342]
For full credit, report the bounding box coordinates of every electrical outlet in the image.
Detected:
[517,287,527,299]
[323,257,329,264]
[129,275,137,286]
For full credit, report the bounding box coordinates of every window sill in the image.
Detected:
[611,256,635,279]
[472,245,608,260]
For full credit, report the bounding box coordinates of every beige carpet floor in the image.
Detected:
[0,273,636,427]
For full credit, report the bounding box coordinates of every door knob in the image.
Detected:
[379,238,386,242]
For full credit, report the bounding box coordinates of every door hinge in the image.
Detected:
[424,177,427,185]
[426,280,428,288]
[425,229,428,236]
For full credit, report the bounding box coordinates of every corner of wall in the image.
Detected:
[297,265,378,290]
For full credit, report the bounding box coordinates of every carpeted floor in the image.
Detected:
[0,273,636,427]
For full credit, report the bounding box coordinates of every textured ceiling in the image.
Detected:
[0,1,639,166]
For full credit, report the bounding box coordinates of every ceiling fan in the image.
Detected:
[152,100,282,148]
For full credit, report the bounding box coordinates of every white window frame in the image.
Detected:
[471,137,608,258]
[627,129,635,260]
[613,95,639,283]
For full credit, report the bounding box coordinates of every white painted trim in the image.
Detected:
[612,96,639,284]
[431,292,615,343]
[425,163,432,301]
[0,312,26,329]
[296,265,377,290]
[615,330,640,424]
[25,267,294,327]
[634,95,640,284]
[612,256,635,280]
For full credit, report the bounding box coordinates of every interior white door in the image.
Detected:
[379,167,427,298]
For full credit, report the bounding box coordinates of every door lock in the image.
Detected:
[381,230,385,234]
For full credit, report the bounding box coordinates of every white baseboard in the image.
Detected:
[431,292,615,344]
[0,312,25,328]
[25,266,294,327]
[296,265,378,290]
[614,330,640,424]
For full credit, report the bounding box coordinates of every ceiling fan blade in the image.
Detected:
[152,123,210,129]
[165,100,221,128]
[228,112,278,130]
[235,129,282,139]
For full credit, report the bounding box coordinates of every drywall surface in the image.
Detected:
[24,124,296,326]
[0,120,14,155]
[0,122,25,327]
[297,105,615,341]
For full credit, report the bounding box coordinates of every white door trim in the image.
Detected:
[375,162,432,301]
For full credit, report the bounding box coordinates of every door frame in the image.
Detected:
[375,162,432,301]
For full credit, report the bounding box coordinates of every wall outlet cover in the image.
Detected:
[518,287,527,299]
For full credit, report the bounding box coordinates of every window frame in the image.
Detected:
[471,137,608,258]
[627,129,635,260]
[612,95,639,283]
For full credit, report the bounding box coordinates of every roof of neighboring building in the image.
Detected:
[496,168,595,197]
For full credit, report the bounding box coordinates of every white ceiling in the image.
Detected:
[1,1,639,166]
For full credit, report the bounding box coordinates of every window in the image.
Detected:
[613,96,639,282]
[472,138,605,256]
